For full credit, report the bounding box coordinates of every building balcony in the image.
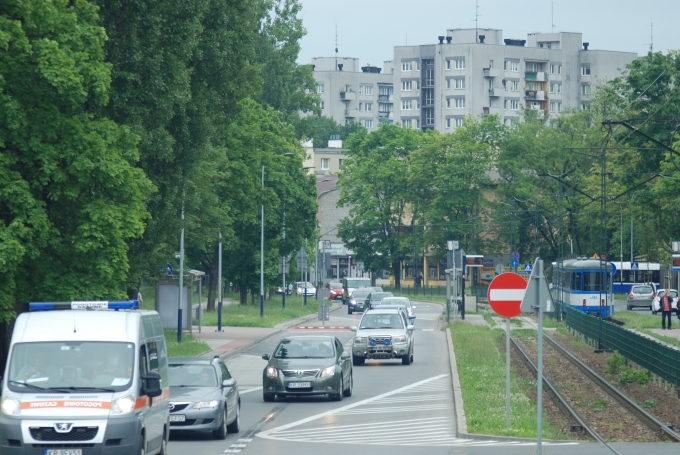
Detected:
[488,87,501,97]
[340,91,356,101]
[482,106,502,116]
[378,94,393,102]
[525,90,545,100]
[525,71,546,81]
[378,111,394,119]
[345,109,360,118]
[483,68,502,78]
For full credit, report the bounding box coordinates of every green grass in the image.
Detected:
[196,294,323,328]
[611,312,680,349]
[450,322,567,439]
[164,330,210,357]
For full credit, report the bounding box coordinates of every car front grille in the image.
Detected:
[169,403,190,412]
[30,427,98,442]
[170,419,197,426]
[281,369,319,378]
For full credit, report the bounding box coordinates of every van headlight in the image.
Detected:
[393,335,407,343]
[193,400,219,409]
[320,366,335,378]
[111,394,136,415]
[1,398,20,416]
[354,337,365,344]
[266,366,278,378]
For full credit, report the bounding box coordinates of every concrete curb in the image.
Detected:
[446,327,468,436]
[208,302,343,361]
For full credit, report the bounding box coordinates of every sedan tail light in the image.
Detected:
[629,293,634,299]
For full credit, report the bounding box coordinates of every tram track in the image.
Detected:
[510,329,680,446]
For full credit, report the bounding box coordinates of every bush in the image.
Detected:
[618,366,650,384]
[605,351,626,376]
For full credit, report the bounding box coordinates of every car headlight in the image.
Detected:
[110,394,136,415]
[320,366,335,378]
[193,400,219,409]
[354,337,365,344]
[393,335,407,343]
[266,366,278,378]
[1,398,20,416]
[350,299,356,305]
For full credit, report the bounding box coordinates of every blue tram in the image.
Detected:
[552,257,614,318]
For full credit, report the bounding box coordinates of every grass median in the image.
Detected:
[164,330,210,357]
[450,321,566,439]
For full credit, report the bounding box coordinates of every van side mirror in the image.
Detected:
[141,371,162,398]
[222,378,235,388]
[262,354,270,361]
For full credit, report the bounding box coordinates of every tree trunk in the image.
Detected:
[206,244,219,312]
[239,284,248,305]
[392,259,402,287]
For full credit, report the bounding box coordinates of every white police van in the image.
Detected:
[0,300,169,455]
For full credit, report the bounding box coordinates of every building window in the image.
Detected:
[550,64,557,74]
[379,85,393,95]
[489,60,494,68]
[401,100,412,110]
[446,60,451,70]
[455,98,465,108]
[424,89,434,106]
[402,81,412,91]
[455,78,465,89]
[446,79,451,89]
[413,80,420,90]
[415,61,420,71]
[455,118,464,127]
[364,86,373,95]
[358,102,362,111]
[424,109,434,126]
[446,99,451,109]
[581,103,588,110]
[425,69,435,86]
[550,83,555,93]
[527,62,538,72]
[403,119,411,127]
[528,82,537,90]
[402,61,412,72]
[558,65,562,74]
[510,81,519,91]
[505,60,519,72]
[364,119,373,128]
[414,100,420,109]
[581,84,591,95]
[365,103,373,112]
[550,102,556,113]
[316,83,324,93]
[455,59,465,69]
[581,65,590,76]
[378,103,393,112]
[414,119,419,128]
[321,158,329,170]
[510,100,519,110]
[446,118,451,129]
[338,159,344,168]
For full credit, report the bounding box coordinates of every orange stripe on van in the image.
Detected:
[134,388,170,410]
[21,400,111,410]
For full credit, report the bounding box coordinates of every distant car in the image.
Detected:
[276,284,292,295]
[261,335,353,401]
[295,281,316,296]
[652,289,678,315]
[377,296,416,323]
[328,282,343,300]
[168,356,240,439]
[368,287,383,292]
[348,289,372,314]
[364,292,394,310]
[481,273,494,281]
[627,284,655,311]
[351,308,415,365]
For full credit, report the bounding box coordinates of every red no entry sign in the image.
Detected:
[487,272,527,318]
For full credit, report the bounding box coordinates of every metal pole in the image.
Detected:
[620,206,623,291]
[537,258,544,455]
[217,233,223,332]
[446,271,451,322]
[506,317,511,428]
[304,238,308,307]
[260,165,265,318]
[630,214,633,263]
[178,197,184,343]
[197,277,201,334]
[461,255,466,320]
[282,213,286,310]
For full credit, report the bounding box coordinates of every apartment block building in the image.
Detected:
[393,28,637,130]
[311,57,395,129]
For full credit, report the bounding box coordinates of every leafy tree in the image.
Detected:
[0,0,152,318]
[293,114,361,148]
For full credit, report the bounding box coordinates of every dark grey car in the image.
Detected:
[364,292,394,310]
[168,356,240,439]
[627,284,655,310]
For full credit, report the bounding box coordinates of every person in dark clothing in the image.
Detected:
[661,290,673,330]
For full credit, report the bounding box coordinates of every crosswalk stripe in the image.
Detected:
[334,404,450,415]
[273,424,451,439]
[271,417,448,435]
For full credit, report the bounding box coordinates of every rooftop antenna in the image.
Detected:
[650,22,653,52]
[475,0,480,43]
[552,2,555,33]
[335,25,338,71]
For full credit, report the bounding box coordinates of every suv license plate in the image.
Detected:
[169,415,186,422]
[45,450,82,455]
[287,382,311,388]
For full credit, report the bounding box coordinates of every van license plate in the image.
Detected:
[169,414,186,422]
[287,382,311,388]
[45,450,82,455]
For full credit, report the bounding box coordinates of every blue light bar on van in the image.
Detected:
[28,300,139,311]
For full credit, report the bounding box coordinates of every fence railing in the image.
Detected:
[380,284,489,301]
[565,306,680,390]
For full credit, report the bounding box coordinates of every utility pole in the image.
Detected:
[178,194,185,343]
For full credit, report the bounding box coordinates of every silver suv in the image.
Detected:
[627,284,655,310]
[350,308,414,366]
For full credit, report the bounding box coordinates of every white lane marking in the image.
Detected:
[239,386,263,394]
[271,417,446,435]
[334,404,450,415]
[421,328,435,331]
[229,444,247,448]
[236,438,253,442]
[240,354,263,358]
[281,425,453,440]
[223,450,241,454]
[416,317,439,321]
[257,374,448,439]
[367,393,449,403]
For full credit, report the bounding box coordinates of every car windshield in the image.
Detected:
[360,314,404,330]
[380,298,409,307]
[8,341,135,393]
[329,282,342,289]
[169,364,217,387]
[297,282,314,288]
[274,339,335,359]
[351,291,371,299]
[369,292,393,302]
[633,286,653,294]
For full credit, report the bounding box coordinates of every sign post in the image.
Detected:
[487,272,527,429]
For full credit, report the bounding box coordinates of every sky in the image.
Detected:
[296,0,679,68]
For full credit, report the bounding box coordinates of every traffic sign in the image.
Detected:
[523,263,533,273]
[495,263,505,275]
[487,273,527,318]
[520,257,554,313]
[511,251,519,260]
[631,262,639,271]
[511,260,519,269]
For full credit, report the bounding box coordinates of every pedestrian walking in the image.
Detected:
[661,289,673,330]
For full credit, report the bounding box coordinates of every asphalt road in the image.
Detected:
[168,300,680,455]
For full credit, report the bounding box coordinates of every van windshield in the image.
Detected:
[345,279,371,289]
[8,341,135,393]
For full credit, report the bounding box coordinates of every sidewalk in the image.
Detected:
[191,302,343,360]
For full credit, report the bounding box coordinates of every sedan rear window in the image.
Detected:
[632,286,653,294]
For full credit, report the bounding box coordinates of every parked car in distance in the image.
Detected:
[295,281,316,296]
[377,296,416,323]
[627,284,656,310]
[481,272,494,282]
[652,289,678,315]
[364,292,394,310]
[351,308,415,365]
[168,356,240,439]
[261,336,353,402]
[348,289,372,314]
[368,286,383,292]
[276,283,292,295]
[328,281,343,300]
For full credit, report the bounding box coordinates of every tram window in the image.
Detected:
[572,272,582,290]
[583,272,608,291]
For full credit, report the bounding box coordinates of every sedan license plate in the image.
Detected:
[45,451,82,455]
[287,382,311,388]
[169,414,186,422]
